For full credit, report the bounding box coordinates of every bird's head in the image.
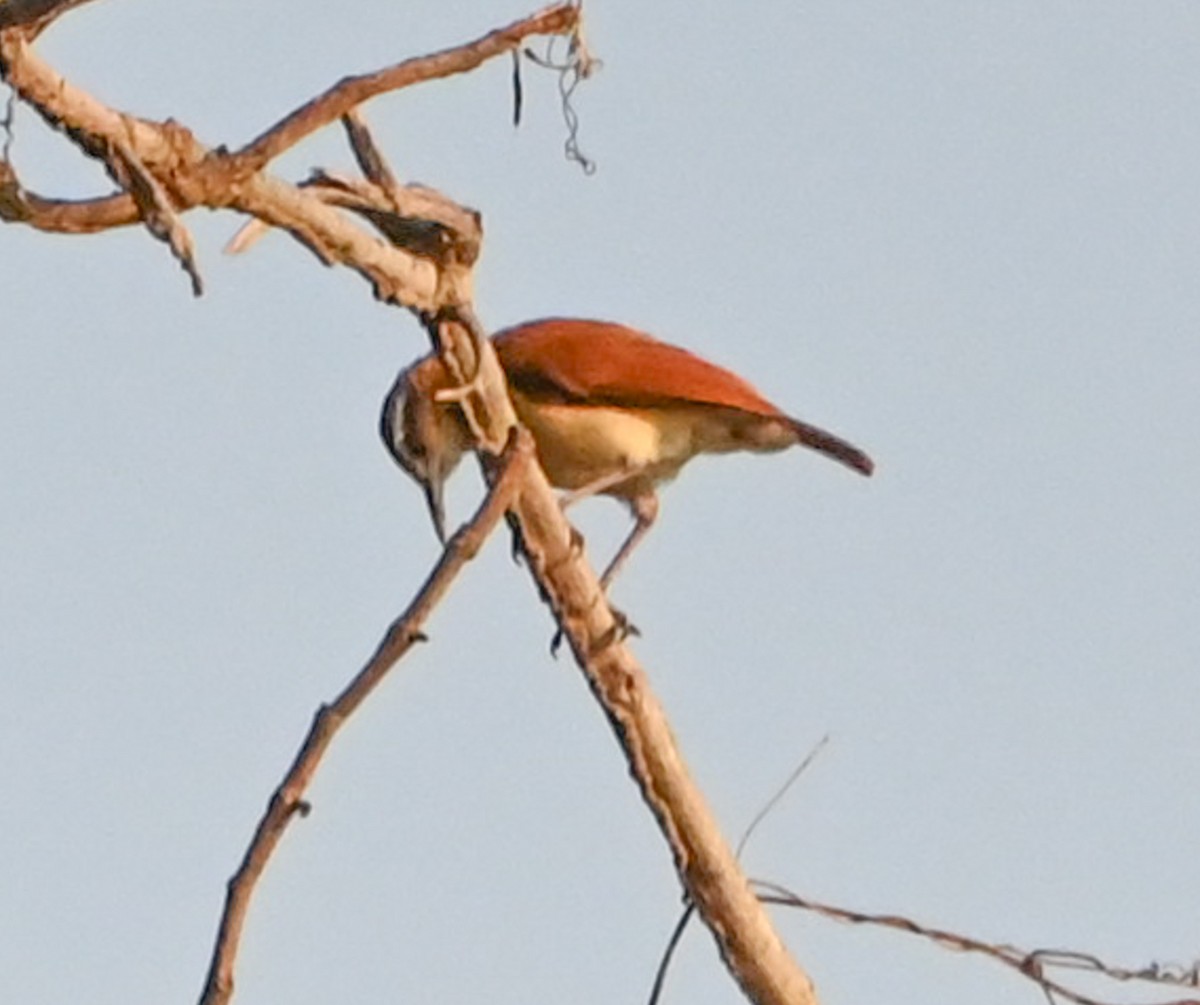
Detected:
[380,355,472,545]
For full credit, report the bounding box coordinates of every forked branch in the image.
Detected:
[4,8,822,1005]
[232,3,581,171]
[0,2,582,304]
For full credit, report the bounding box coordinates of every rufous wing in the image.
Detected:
[494,318,787,416]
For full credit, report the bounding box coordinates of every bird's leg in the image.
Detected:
[546,495,650,656]
[547,463,637,585]
[547,471,655,655]
[557,465,641,511]
[553,465,658,589]
[599,492,659,590]
[556,463,650,586]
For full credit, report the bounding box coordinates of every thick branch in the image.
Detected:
[428,309,819,1005]
[0,28,184,162]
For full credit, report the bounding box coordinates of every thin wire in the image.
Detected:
[646,903,695,1005]
[522,21,599,174]
[510,50,524,127]
[646,738,831,1005]
[558,47,594,175]
[736,735,830,859]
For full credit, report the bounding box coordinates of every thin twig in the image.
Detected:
[336,113,485,263]
[105,133,203,295]
[757,883,1200,1005]
[342,109,398,190]
[233,3,582,171]
[197,428,534,1005]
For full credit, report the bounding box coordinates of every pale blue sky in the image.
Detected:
[3,3,1198,1004]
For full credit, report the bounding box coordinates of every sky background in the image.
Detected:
[2,2,1198,1004]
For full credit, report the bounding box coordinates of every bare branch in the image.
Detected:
[312,170,481,264]
[650,738,832,1005]
[198,428,536,1005]
[222,170,473,312]
[222,171,444,311]
[759,884,1200,1005]
[418,304,822,1005]
[104,132,204,295]
[0,28,191,166]
[567,628,818,1004]
[0,5,554,295]
[342,109,398,190]
[336,113,485,264]
[232,3,582,171]
[225,167,478,262]
[0,172,139,231]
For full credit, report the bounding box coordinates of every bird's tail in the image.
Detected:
[788,417,875,476]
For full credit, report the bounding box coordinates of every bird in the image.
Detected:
[380,317,873,588]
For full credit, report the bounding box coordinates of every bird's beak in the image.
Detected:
[423,477,447,546]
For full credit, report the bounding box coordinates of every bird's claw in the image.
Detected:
[600,605,640,646]
[506,516,525,567]
[549,595,639,658]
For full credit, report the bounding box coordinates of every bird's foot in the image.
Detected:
[539,523,585,578]
[549,594,639,658]
[598,604,641,647]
